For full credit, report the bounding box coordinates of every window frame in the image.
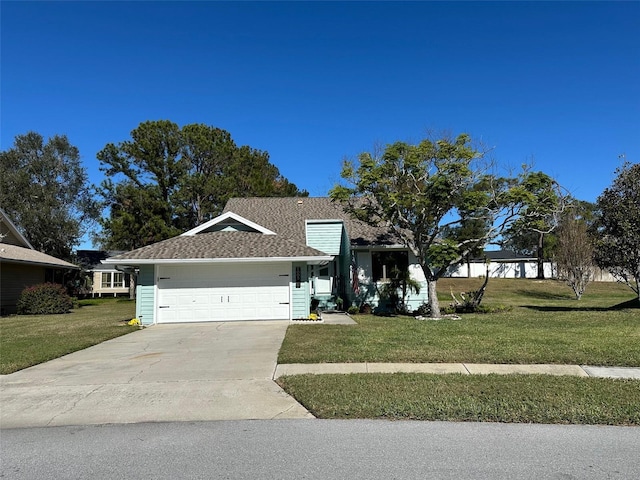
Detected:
[101,272,112,289]
[113,272,124,288]
[371,250,409,282]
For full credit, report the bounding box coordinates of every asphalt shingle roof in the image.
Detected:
[0,243,78,269]
[107,231,329,262]
[223,197,398,246]
[107,197,399,263]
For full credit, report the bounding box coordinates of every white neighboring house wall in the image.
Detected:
[448,261,618,281]
[447,261,555,279]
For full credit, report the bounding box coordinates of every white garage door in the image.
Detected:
[156,263,291,323]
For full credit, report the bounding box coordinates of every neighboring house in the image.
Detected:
[103,197,428,325]
[75,250,131,298]
[445,250,555,279]
[447,250,619,281]
[0,209,78,315]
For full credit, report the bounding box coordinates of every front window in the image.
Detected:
[372,251,409,281]
[101,272,111,288]
[113,272,124,288]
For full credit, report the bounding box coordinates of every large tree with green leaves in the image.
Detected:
[592,162,640,302]
[500,171,568,278]
[0,132,97,260]
[98,120,306,250]
[330,133,563,317]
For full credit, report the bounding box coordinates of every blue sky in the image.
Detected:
[2,1,639,245]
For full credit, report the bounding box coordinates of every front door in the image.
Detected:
[310,262,334,296]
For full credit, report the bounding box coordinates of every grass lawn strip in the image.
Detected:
[0,299,137,374]
[277,373,640,425]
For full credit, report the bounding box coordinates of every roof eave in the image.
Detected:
[0,258,79,269]
[351,243,406,250]
[102,255,334,266]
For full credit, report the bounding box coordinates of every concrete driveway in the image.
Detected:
[0,322,313,428]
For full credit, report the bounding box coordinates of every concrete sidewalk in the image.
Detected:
[274,363,640,379]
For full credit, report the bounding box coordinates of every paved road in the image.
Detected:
[2,420,639,479]
[0,322,311,428]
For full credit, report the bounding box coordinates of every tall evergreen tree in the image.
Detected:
[0,132,97,260]
[98,120,307,250]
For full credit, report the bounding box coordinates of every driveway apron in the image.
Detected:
[1,321,313,428]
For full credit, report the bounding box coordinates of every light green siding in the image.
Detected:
[306,221,343,255]
[291,262,310,319]
[136,265,155,325]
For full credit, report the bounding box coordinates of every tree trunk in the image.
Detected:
[427,279,441,318]
[473,265,491,306]
[536,232,545,279]
[129,272,137,300]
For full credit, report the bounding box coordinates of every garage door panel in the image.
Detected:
[157,263,291,323]
[175,293,208,306]
[161,294,178,305]
[256,292,272,303]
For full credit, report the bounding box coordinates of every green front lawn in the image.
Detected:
[0,298,137,374]
[279,279,640,366]
[278,279,639,425]
[277,373,640,425]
